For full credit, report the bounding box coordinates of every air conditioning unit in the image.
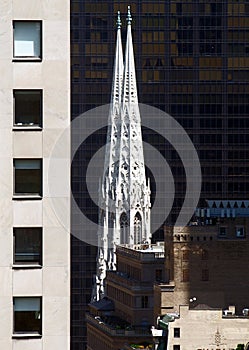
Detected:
[242,308,249,316]
[223,310,233,316]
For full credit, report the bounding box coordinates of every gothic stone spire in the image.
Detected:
[92,8,151,302]
[116,6,150,243]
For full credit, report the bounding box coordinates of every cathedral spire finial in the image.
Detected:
[122,5,137,104]
[117,11,122,29]
[110,10,124,107]
[127,6,132,25]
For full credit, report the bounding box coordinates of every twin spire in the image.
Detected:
[92,7,151,301]
[111,7,138,108]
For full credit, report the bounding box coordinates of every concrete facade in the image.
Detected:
[154,219,249,320]
[0,1,70,349]
[167,305,249,350]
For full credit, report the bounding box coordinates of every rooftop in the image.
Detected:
[86,313,152,337]
[117,243,165,261]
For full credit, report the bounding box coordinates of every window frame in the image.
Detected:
[173,345,180,350]
[13,20,42,61]
[13,159,43,198]
[201,249,209,260]
[13,89,43,128]
[236,226,245,238]
[182,249,190,261]
[174,327,180,338]
[13,297,42,337]
[201,269,209,281]
[218,226,227,238]
[13,227,42,267]
[141,295,149,308]
[155,268,163,282]
[182,268,189,282]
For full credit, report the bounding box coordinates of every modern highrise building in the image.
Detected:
[0,1,70,349]
[70,1,249,348]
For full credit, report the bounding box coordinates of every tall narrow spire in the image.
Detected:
[117,6,150,243]
[110,11,123,107]
[92,8,151,302]
[92,13,124,301]
[103,11,123,184]
[122,5,138,104]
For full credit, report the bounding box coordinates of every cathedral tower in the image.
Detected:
[93,7,151,301]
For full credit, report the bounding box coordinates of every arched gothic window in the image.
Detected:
[134,212,142,244]
[120,213,128,244]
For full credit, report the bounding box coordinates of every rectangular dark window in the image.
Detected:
[14,159,42,196]
[14,90,42,127]
[13,228,42,265]
[13,21,42,59]
[13,297,42,334]
[182,250,189,261]
[173,345,180,350]
[201,250,209,260]
[182,269,189,282]
[141,296,149,308]
[155,269,163,282]
[202,269,209,281]
[219,227,227,237]
[174,327,180,338]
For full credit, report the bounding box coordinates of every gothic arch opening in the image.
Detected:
[120,212,128,244]
[108,212,115,228]
[134,212,142,244]
[100,209,104,226]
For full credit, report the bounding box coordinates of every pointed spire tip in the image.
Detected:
[127,5,132,25]
[116,11,122,29]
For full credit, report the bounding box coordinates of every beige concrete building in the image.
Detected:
[153,219,249,350]
[155,218,249,320]
[166,305,249,350]
[0,1,70,349]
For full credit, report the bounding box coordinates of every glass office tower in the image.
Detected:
[71,1,249,348]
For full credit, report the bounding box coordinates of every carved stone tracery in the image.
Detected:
[92,9,151,301]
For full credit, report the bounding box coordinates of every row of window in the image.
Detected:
[219,226,245,238]
[182,249,208,261]
[182,269,209,282]
[106,285,150,309]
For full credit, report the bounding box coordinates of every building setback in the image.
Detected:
[0,1,70,349]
